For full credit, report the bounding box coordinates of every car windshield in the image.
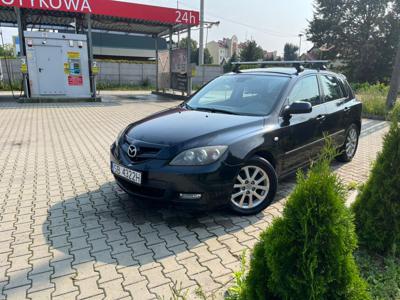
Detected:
[186,74,289,116]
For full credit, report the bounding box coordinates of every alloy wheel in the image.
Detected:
[345,127,358,158]
[230,165,270,210]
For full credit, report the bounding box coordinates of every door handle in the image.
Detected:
[344,107,351,113]
[316,115,326,122]
[38,67,43,73]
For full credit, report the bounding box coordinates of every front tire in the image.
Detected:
[229,156,277,215]
[336,124,360,162]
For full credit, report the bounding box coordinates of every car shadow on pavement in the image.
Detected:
[42,176,298,272]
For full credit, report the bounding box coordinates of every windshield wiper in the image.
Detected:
[193,107,239,115]
[182,103,194,110]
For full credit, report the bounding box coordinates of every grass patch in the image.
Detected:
[354,83,400,119]
[356,83,389,118]
[355,251,400,300]
[0,80,23,91]
[347,181,360,191]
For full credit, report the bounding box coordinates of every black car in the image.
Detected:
[110,65,361,215]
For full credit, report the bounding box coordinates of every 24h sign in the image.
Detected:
[0,0,199,25]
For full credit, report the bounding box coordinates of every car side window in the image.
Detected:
[288,76,320,106]
[320,75,344,102]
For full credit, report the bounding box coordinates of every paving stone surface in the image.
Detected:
[0,98,389,299]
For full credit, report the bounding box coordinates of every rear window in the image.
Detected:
[187,74,290,116]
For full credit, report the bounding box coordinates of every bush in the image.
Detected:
[242,147,370,300]
[355,251,400,300]
[352,109,400,255]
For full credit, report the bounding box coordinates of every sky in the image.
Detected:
[0,0,315,56]
[125,0,316,55]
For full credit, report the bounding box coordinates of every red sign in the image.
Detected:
[0,0,199,25]
[68,75,83,86]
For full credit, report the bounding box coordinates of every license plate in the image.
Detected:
[111,162,142,185]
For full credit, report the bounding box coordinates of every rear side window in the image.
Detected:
[338,77,354,99]
[320,75,344,102]
[288,75,320,106]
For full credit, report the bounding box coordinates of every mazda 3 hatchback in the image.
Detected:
[110,67,361,215]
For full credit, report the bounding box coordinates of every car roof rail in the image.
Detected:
[231,60,329,74]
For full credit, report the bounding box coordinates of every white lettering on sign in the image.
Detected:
[39,0,49,8]
[175,10,196,24]
[64,0,78,10]
[1,0,92,12]
[49,0,62,9]
[80,0,90,11]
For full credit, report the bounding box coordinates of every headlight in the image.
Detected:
[115,129,126,148]
[170,146,228,166]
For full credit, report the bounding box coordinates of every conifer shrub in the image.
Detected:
[241,146,370,300]
[352,108,400,255]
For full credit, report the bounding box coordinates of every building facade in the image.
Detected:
[206,35,238,65]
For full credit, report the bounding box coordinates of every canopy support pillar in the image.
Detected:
[155,35,159,92]
[187,26,192,96]
[169,28,173,90]
[86,14,96,98]
[15,7,29,98]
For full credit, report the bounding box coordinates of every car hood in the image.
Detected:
[125,107,264,147]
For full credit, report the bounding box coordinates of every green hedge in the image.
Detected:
[352,109,400,255]
[241,148,369,300]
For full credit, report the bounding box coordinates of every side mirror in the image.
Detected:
[282,101,312,119]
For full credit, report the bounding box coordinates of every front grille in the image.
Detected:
[121,139,162,163]
[116,177,166,199]
[139,146,160,155]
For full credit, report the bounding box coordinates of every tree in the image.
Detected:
[386,41,400,108]
[0,44,14,57]
[307,0,399,83]
[352,108,400,255]
[242,146,370,300]
[283,43,299,61]
[223,52,238,73]
[178,37,198,64]
[239,40,264,62]
[194,48,213,65]
[178,37,213,65]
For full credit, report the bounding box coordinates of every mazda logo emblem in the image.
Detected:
[127,145,138,158]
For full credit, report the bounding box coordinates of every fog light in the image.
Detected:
[179,193,202,200]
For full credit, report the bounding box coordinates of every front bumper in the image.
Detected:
[110,143,239,209]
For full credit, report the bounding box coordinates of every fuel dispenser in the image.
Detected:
[24,31,91,98]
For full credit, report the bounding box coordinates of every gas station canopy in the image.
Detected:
[0,1,200,35]
[0,1,200,100]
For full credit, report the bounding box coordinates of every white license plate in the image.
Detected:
[112,162,142,185]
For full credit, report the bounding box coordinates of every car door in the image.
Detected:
[319,74,348,147]
[279,75,327,174]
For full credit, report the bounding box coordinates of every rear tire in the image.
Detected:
[336,124,360,162]
[229,156,277,215]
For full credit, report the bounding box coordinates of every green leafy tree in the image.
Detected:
[193,48,213,65]
[307,0,400,83]
[239,40,264,62]
[0,44,14,57]
[203,48,213,64]
[178,37,213,65]
[178,37,198,52]
[242,146,370,300]
[352,108,400,255]
[223,52,239,73]
[283,43,299,61]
